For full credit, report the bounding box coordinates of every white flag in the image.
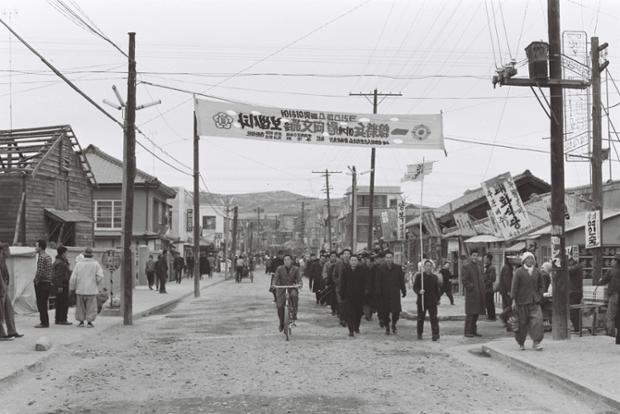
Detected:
[401,161,434,182]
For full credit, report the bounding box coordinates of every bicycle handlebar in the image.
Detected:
[272,285,302,289]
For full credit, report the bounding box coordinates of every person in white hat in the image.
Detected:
[69,247,103,327]
[510,251,545,350]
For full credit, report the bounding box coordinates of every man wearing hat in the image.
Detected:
[511,251,545,350]
[69,247,104,327]
[597,253,620,338]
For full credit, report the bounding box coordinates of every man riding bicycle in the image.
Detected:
[272,254,302,332]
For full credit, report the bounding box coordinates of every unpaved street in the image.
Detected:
[0,273,613,414]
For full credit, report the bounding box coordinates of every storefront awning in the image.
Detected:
[464,234,502,243]
[505,241,526,252]
[44,208,93,223]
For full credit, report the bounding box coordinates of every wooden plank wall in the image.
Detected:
[0,176,23,243]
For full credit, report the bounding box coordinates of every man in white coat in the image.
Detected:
[69,247,103,327]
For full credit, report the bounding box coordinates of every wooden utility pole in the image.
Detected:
[299,200,305,246]
[192,113,200,297]
[231,205,239,263]
[254,207,264,253]
[223,203,230,278]
[312,169,342,250]
[348,166,358,251]
[349,89,402,250]
[591,36,608,284]
[121,32,136,326]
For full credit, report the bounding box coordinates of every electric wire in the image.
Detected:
[489,0,505,63]
[483,0,499,68]
[482,87,511,178]
[497,0,514,60]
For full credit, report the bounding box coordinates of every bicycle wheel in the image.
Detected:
[283,305,290,341]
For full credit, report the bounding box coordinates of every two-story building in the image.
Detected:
[84,145,176,250]
[167,187,195,256]
[0,125,95,247]
[198,192,226,251]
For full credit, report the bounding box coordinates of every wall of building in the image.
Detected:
[0,175,24,244]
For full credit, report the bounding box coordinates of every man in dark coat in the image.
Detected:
[483,253,497,321]
[339,254,367,337]
[568,258,584,332]
[462,249,485,337]
[413,260,442,341]
[156,251,168,294]
[438,261,455,305]
[498,258,514,328]
[173,254,185,284]
[199,253,211,280]
[185,253,195,279]
[52,246,72,325]
[375,251,406,335]
[361,252,377,320]
[332,249,352,326]
[272,254,302,332]
[305,253,323,304]
[322,251,339,315]
[598,253,620,337]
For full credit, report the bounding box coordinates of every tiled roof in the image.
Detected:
[84,145,176,197]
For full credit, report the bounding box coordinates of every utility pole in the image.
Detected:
[348,166,358,251]
[231,206,239,267]
[312,169,342,250]
[254,207,264,253]
[121,32,136,326]
[349,89,402,250]
[192,113,200,298]
[591,36,609,284]
[223,203,230,278]
[299,200,306,246]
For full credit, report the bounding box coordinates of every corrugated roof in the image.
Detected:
[84,145,176,197]
[44,208,93,223]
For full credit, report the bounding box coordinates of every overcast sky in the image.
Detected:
[1,0,619,207]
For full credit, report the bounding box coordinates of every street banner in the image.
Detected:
[380,210,398,241]
[194,98,444,150]
[481,172,533,240]
[485,209,502,236]
[397,197,407,240]
[585,210,601,249]
[401,161,434,182]
[422,211,442,238]
[453,212,477,237]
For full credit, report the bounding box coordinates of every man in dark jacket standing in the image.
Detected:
[375,251,406,335]
[332,249,351,326]
[156,251,168,294]
[52,246,72,325]
[498,258,514,328]
[483,253,497,321]
[511,251,545,350]
[339,254,367,337]
[305,253,323,304]
[568,258,584,332]
[199,253,211,280]
[597,253,620,337]
[462,249,485,337]
[34,240,53,328]
[413,260,442,341]
[185,253,195,279]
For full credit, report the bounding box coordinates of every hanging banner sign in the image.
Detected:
[453,212,477,237]
[397,197,406,240]
[422,211,442,238]
[481,172,533,240]
[194,98,444,150]
[585,210,601,249]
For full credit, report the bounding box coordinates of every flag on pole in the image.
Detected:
[401,161,434,182]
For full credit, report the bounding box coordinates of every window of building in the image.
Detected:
[95,200,122,229]
[202,215,216,230]
[389,198,398,208]
[186,209,193,232]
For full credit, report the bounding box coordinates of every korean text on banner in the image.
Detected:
[481,172,532,240]
[194,98,444,150]
[585,210,601,249]
[453,212,477,237]
[397,198,406,240]
[401,161,434,182]
[422,211,442,237]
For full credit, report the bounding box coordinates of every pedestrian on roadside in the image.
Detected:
[305,253,322,304]
[568,257,584,332]
[339,254,367,337]
[375,251,406,335]
[173,253,185,284]
[511,251,545,351]
[33,240,53,328]
[235,255,245,283]
[156,251,168,294]
[597,253,620,338]
[438,261,455,306]
[186,253,195,279]
[52,246,72,325]
[69,247,104,328]
[145,255,156,290]
[462,249,485,337]
[483,253,497,321]
[332,249,352,327]
[200,253,210,280]
[361,252,377,321]
[322,251,339,316]
[413,260,442,341]
[498,257,514,328]
[540,262,552,293]
[0,242,23,340]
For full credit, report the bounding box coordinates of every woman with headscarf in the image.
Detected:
[511,251,545,351]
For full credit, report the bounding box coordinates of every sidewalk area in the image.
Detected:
[0,274,227,386]
[401,294,502,321]
[483,335,620,410]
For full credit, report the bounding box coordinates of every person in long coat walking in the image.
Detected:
[306,253,324,304]
[156,251,168,294]
[375,251,406,335]
[462,249,485,337]
[52,246,72,325]
[339,254,367,337]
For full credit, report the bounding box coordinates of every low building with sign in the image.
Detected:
[0,125,95,247]
[168,187,195,256]
[198,192,226,252]
[84,145,176,251]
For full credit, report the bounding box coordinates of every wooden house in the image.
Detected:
[0,125,96,246]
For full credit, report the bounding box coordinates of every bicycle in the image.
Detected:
[272,284,301,341]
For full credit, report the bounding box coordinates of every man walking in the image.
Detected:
[173,253,185,284]
[34,240,53,328]
[0,242,23,340]
[52,246,72,325]
[413,260,442,341]
[597,253,620,337]
[186,252,195,279]
[483,253,497,321]
[69,248,104,328]
[156,251,168,294]
[322,251,339,315]
[438,261,455,305]
[498,258,514,328]
[332,249,352,326]
[462,249,485,337]
[339,254,367,337]
[511,251,545,350]
[305,253,322,304]
[200,253,211,280]
[568,257,584,332]
[375,251,406,335]
[145,255,156,290]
